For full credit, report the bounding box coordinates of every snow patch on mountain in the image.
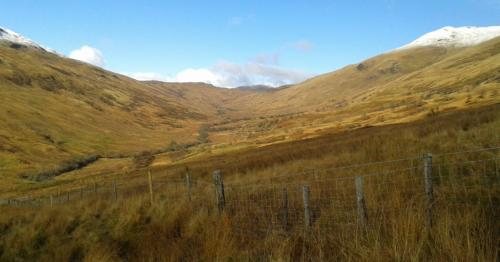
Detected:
[0,26,56,53]
[398,26,500,50]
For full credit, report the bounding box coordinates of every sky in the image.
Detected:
[1,0,499,87]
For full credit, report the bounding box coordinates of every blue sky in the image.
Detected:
[1,0,499,87]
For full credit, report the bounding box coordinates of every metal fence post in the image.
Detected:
[424,153,434,227]
[212,170,225,213]
[355,176,368,226]
[303,185,312,231]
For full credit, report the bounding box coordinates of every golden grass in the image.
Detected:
[0,104,498,261]
[0,177,496,261]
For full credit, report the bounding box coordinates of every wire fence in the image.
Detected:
[2,147,499,237]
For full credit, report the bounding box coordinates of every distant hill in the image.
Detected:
[237,84,293,92]
[237,85,276,92]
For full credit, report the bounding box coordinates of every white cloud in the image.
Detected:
[175,68,224,84]
[69,45,105,67]
[127,61,312,88]
[127,72,173,82]
[290,40,314,51]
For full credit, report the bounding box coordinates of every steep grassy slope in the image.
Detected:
[213,37,499,144]
[0,43,243,177]
[239,37,499,116]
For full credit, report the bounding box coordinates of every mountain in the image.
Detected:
[0,39,248,179]
[0,26,55,53]
[0,26,499,190]
[233,35,499,116]
[398,26,500,50]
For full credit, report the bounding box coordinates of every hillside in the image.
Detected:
[0,42,252,179]
[207,37,500,145]
[0,28,499,194]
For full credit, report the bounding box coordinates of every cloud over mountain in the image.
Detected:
[128,60,311,88]
[69,45,105,67]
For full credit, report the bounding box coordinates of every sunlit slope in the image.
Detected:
[203,38,499,148]
[365,35,500,108]
[257,37,497,129]
[265,46,450,113]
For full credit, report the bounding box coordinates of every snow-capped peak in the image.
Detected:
[398,26,500,50]
[0,26,56,53]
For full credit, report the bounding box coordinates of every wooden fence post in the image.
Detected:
[423,153,434,227]
[282,188,289,231]
[495,159,498,179]
[355,176,368,226]
[303,185,312,231]
[148,170,154,205]
[185,172,192,201]
[113,180,118,200]
[212,170,225,213]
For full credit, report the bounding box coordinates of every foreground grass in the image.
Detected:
[0,192,497,261]
[0,104,499,261]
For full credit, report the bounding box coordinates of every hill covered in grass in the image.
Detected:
[0,31,498,191]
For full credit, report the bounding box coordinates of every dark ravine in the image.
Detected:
[19,155,101,181]
[18,140,206,181]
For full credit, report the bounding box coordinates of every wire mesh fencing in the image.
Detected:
[1,147,499,237]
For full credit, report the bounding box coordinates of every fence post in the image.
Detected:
[50,195,53,208]
[185,172,192,201]
[148,170,154,205]
[423,153,434,227]
[355,176,368,226]
[113,180,118,200]
[303,185,312,231]
[212,170,225,213]
[282,188,289,231]
[66,192,70,202]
